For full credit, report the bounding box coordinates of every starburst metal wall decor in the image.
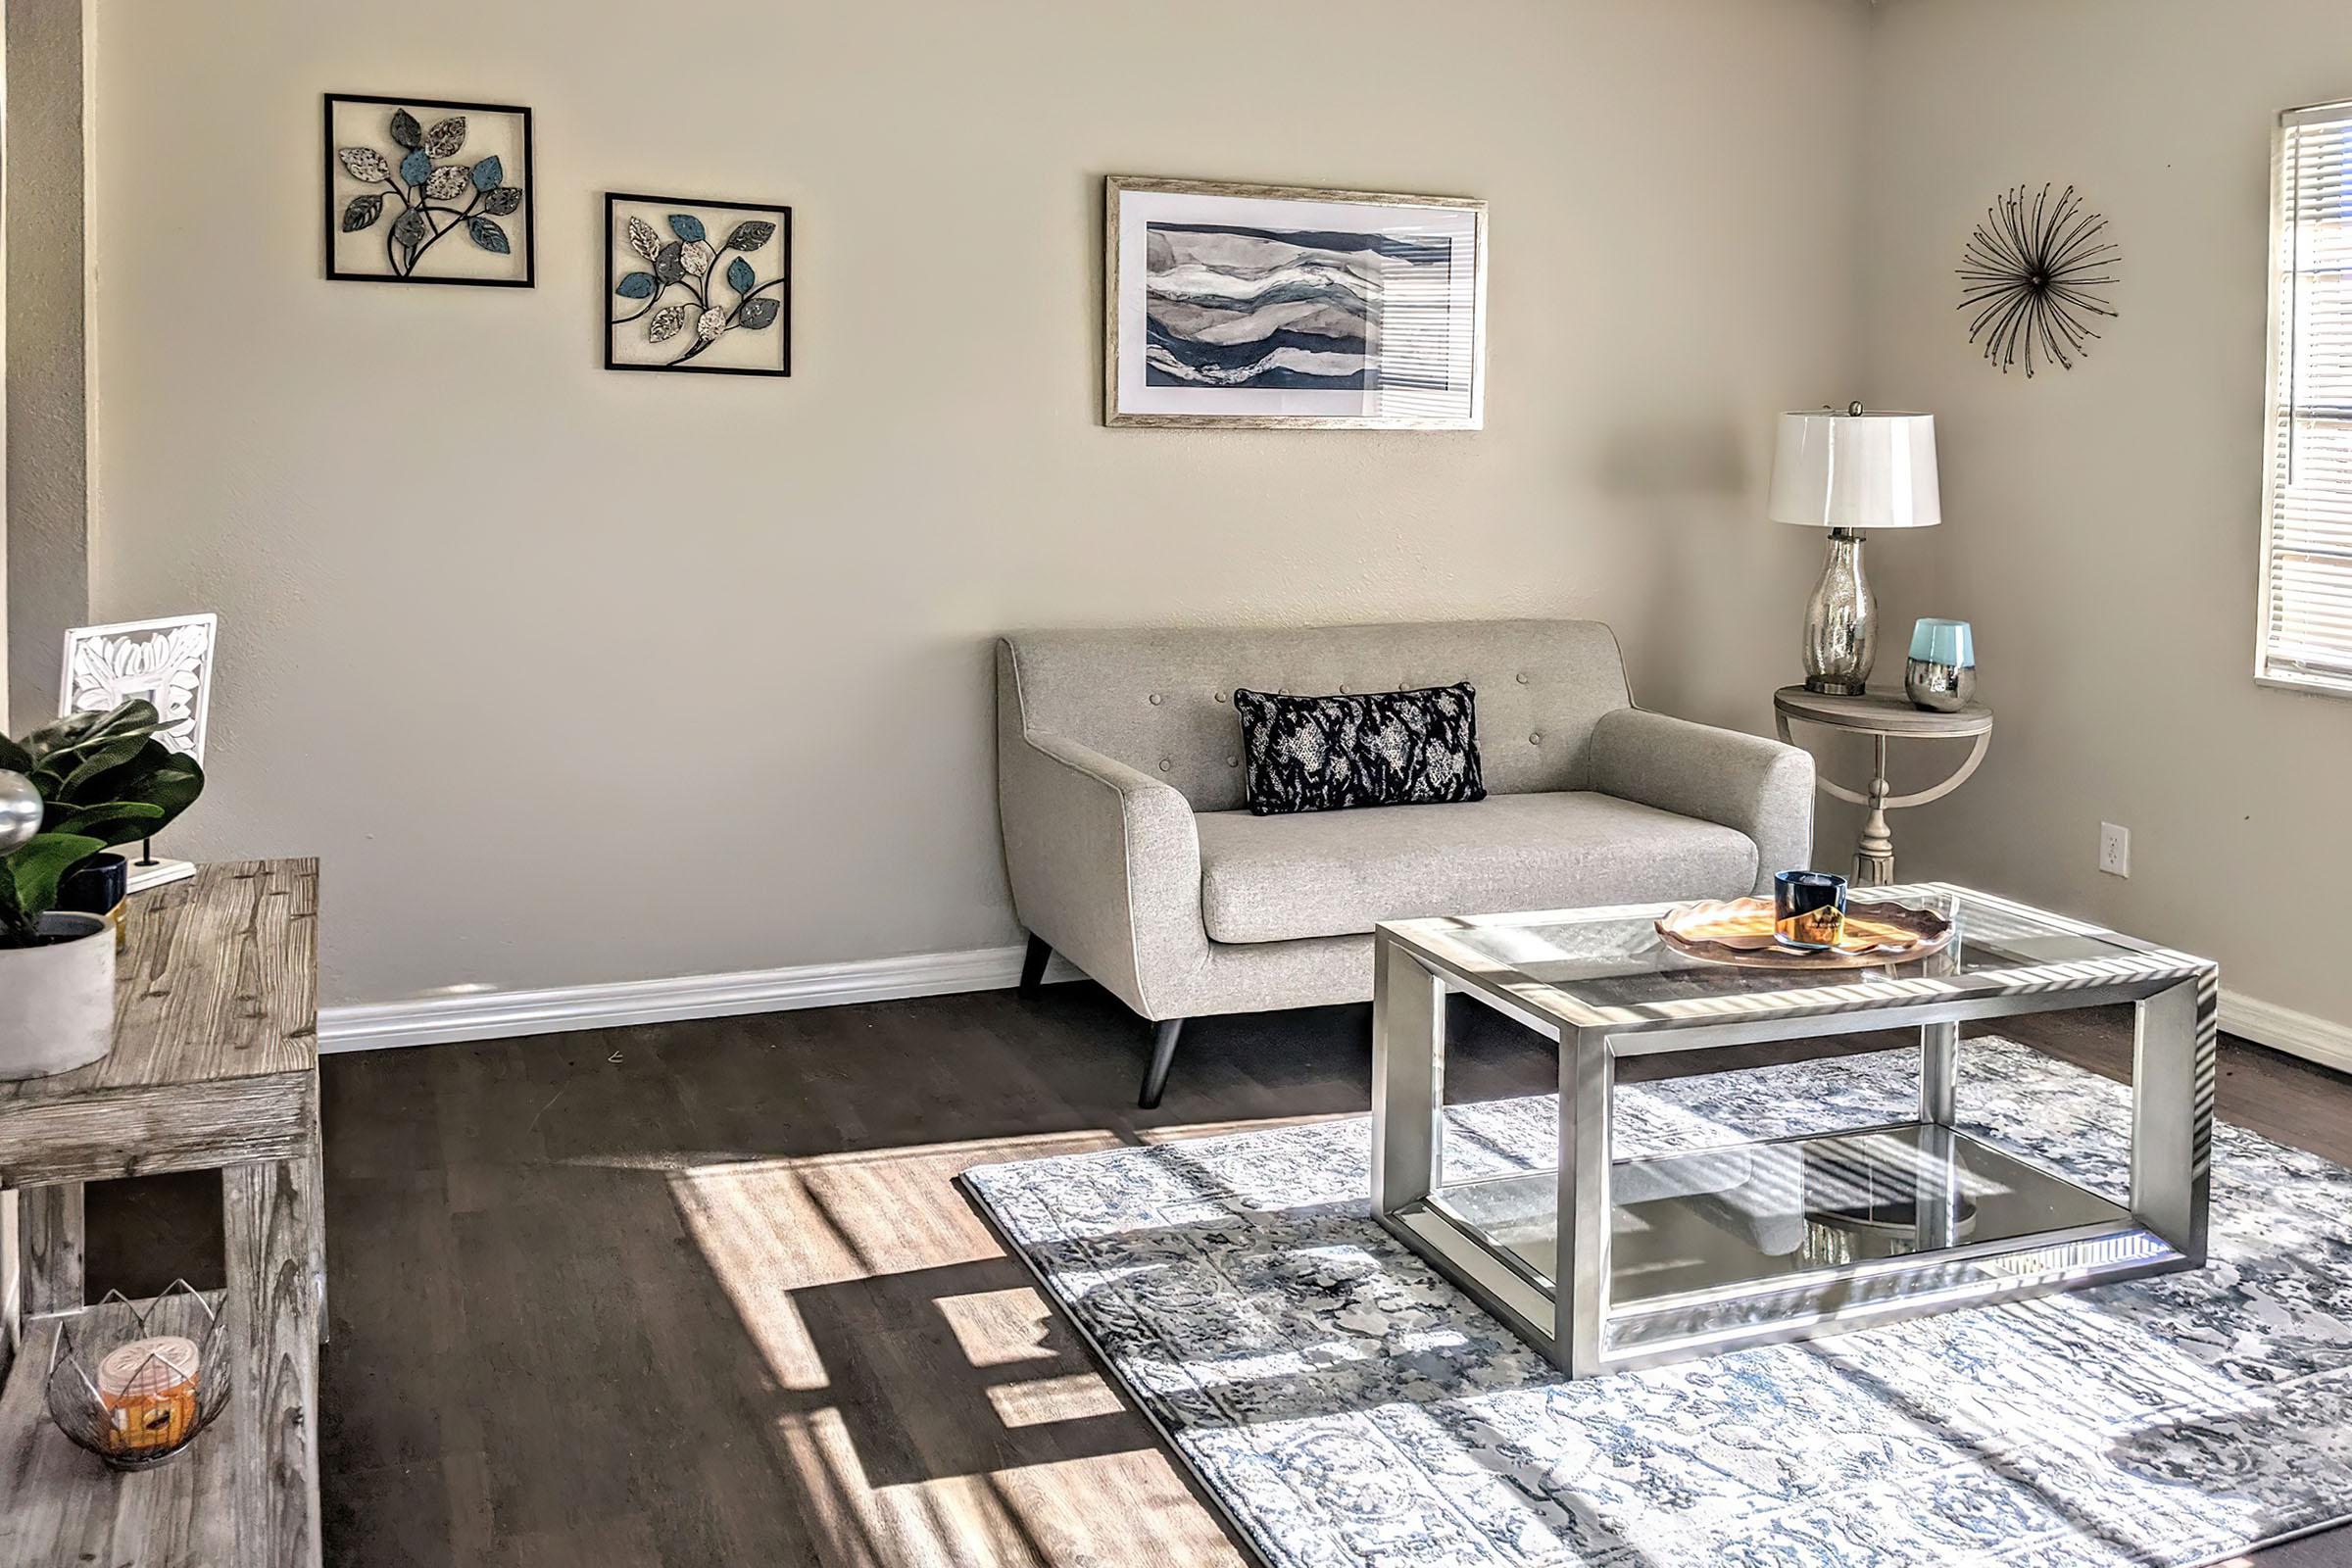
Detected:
[1957,183,2119,376]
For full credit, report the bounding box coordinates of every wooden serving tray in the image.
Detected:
[1655,897,1954,970]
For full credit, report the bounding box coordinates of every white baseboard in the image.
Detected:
[2222,988,2352,1076]
[318,945,1083,1054]
[323,959,2351,1074]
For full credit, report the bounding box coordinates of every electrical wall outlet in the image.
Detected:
[2098,822,2131,878]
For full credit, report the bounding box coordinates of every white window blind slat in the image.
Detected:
[2263,102,2352,694]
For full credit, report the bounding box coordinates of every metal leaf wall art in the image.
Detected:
[323,94,534,286]
[339,112,515,270]
[1957,183,2119,376]
[606,194,792,375]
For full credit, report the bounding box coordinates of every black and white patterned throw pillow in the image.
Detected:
[1232,683,1486,815]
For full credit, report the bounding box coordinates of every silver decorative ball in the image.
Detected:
[0,768,41,854]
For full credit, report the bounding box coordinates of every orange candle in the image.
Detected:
[96,1335,200,1454]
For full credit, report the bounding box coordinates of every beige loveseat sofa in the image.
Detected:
[996,620,1815,1105]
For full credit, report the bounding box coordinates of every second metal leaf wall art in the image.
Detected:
[605,195,791,376]
[321,91,794,377]
[1957,182,2120,376]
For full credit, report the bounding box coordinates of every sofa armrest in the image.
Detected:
[998,728,1208,1018]
[1590,709,1815,893]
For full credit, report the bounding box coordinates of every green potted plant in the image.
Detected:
[0,701,204,1079]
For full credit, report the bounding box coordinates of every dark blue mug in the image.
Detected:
[1774,869,1848,951]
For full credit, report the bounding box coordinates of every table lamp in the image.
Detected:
[1767,404,1940,695]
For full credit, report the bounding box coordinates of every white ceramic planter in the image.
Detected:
[0,912,118,1080]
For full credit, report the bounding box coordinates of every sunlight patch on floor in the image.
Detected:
[668,1131,1115,1289]
[665,1126,1250,1566]
[1139,1109,1358,1144]
[772,1401,1233,1568]
[986,1372,1130,1429]
[940,1287,1067,1368]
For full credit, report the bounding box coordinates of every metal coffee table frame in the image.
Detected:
[1371,884,2217,1379]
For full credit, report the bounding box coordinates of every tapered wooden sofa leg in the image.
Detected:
[1139,1018,1186,1109]
[1017,933,1052,997]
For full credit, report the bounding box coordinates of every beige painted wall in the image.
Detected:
[87,0,1870,1007]
[5,0,90,733]
[1863,0,2352,1026]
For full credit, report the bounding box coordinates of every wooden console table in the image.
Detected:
[1773,687,1992,886]
[0,858,322,1568]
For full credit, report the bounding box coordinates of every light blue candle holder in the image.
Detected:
[1905,618,1976,711]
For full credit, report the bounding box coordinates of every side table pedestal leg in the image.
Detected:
[1855,735,1895,886]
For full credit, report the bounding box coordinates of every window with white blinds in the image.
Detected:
[2264,102,2352,695]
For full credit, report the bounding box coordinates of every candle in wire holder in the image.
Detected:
[44,1281,231,1470]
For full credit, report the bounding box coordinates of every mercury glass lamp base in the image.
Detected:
[1801,528,1876,695]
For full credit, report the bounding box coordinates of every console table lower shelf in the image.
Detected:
[0,1292,249,1560]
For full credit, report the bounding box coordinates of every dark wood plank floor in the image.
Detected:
[80,982,2352,1567]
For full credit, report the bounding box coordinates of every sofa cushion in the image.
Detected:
[1233,682,1486,815]
[1194,791,1760,945]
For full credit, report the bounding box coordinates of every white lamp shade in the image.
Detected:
[1767,411,1941,529]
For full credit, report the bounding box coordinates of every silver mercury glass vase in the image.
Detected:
[1905,657,1978,712]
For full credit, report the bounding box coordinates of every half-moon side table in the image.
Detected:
[1773,686,1992,886]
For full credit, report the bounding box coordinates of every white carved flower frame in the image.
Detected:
[60,612,220,761]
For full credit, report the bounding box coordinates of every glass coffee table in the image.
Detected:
[1371,884,2217,1377]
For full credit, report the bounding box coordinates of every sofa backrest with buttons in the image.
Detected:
[996,620,1637,812]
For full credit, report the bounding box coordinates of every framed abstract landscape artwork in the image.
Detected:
[324,93,533,285]
[1104,176,1486,429]
[605,193,792,376]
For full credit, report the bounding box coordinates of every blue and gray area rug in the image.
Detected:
[961,1040,2352,1568]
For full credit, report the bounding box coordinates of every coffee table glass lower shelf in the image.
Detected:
[1370,884,2218,1378]
[1390,1122,2186,1365]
